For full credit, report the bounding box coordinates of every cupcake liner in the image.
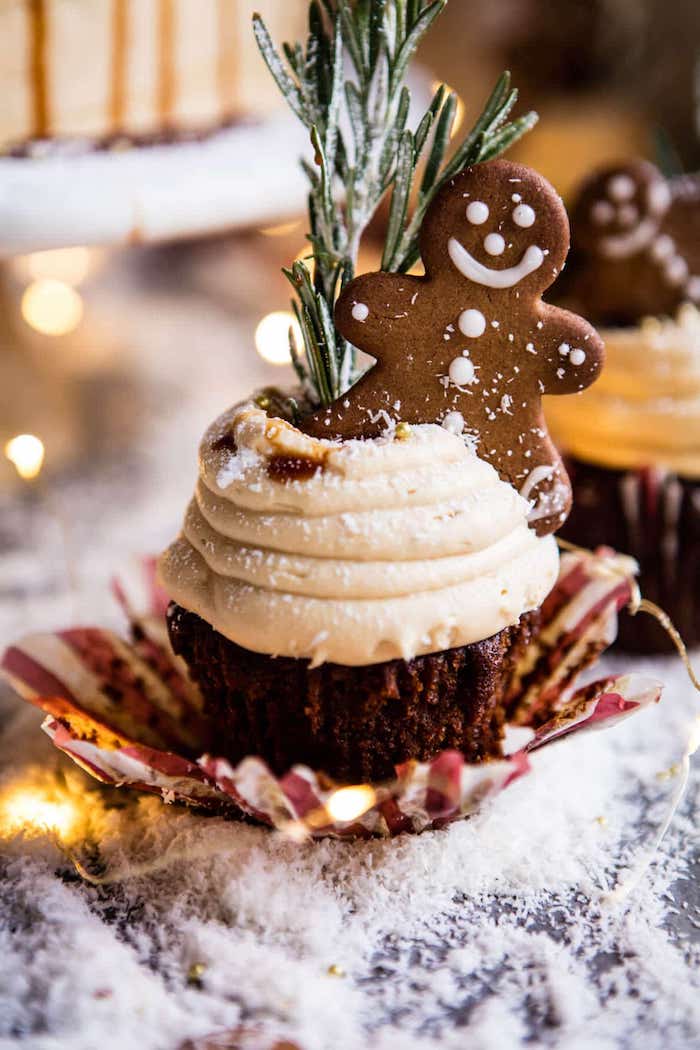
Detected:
[562,459,700,652]
[1,549,662,838]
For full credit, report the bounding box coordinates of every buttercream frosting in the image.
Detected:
[546,304,700,478]
[159,405,559,666]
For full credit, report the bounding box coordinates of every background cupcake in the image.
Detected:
[547,160,700,651]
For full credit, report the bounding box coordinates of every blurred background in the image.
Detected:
[0,0,698,638]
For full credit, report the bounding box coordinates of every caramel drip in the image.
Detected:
[110,0,129,132]
[216,0,238,119]
[28,0,49,138]
[157,0,176,127]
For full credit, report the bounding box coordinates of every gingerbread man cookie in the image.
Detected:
[562,159,700,323]
[302,159,604,535]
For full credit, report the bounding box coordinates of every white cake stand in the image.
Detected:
[0,115,310,256]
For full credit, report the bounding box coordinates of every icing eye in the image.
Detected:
[591,200,614,225]
[607,174,636,201]
[466,201,489,224]
[483,233,505,256]
[512,204,535,228]
[458,308,486,338]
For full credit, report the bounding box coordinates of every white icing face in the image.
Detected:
[512,204,535,228]
[484,233,505,256]
[448,356,476,386]
[458,308,486,337]
[466,201,489,224]
[352,302,369,321]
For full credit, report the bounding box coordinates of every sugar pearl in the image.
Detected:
[351,302,369,321]
[569,348,586,366]
[458,308,486,338]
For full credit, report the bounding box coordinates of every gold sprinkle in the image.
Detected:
[187,962,206,984]
[594,815,608,827]
[327,964,346,977]
[656,763,681,782]
[255,393,271,410]
[395,421,412,440]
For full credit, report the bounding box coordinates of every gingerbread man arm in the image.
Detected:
[532,305,604,396]
[334,272,425,361]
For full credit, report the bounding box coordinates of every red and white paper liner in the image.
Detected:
[1,549,662,839]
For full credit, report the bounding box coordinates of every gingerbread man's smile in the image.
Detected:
[448,237,544,289]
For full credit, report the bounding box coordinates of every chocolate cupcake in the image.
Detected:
[159,406,553,781]
[159,152,604,782]
[548,161,700,651]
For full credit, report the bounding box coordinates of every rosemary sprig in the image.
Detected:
[253,0,538,407]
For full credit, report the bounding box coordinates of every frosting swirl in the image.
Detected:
[546,304,700,478]
[159,406,558,666]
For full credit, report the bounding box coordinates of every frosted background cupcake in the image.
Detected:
[549,160,700,650]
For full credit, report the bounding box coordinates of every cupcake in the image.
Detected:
[159,157,604,783]
[547,160,700,651]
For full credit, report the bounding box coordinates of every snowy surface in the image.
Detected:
[0,244,698,1050]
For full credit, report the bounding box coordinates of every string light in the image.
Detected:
[0,786,79,840]
[5,434,45,480]
[255,311,301,365]
[21,279,84,336]
[325,784,376,823]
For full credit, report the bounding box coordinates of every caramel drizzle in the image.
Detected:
[28,0,49,138]
[216,0,238,119]
[110,0,129,132]
[157,0,176,127]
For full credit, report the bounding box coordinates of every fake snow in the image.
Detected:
[0,647,698,1050]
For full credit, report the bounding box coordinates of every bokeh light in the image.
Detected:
[325,785,376,823]
[5,434,45,480]
[255,310,301,366]
[0,786,79,839]
[432,80,465,136]
[21,279,84,336]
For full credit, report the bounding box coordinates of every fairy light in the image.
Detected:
[0,786,79,840]
[21,279,84,336]
[5,433,45,481]
[431,80,465,136]
[325,784,376,823]
[255,311,301,366]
